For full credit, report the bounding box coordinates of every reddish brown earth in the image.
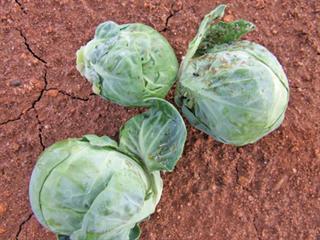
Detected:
[1,0,319,239]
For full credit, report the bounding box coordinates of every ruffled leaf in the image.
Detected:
[119,98,187,172]
[196,20,255,55]
[82,134,118,148]
[181,4,255,69]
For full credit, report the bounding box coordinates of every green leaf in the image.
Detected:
[57,235,70,240]
[29,140,72,228]
[183,4,226,65]
[181,4,255,68]
[82,134,118,148]
[129,224,141,240]
[119,98,187,172]
[94,21,120,39]
[70,170,161,240]
[196,20,255,55]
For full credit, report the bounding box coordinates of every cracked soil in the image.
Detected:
[1,0,319,239]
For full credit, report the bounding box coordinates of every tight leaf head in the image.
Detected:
[76,21,178,107]
[29,136,162,239]
[175,5,289,146]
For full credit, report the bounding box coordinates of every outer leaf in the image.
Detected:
[30,135,118,230]
[129,225,141,240]
[182,4,226,67]
[119,98,187,172]
[196,20,255,55]
[70,170,159,240]
[180,4,255,74]
[82,134,118,148]
[29,139,73,228]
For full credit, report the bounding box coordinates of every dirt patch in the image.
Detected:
[1,0,319,239]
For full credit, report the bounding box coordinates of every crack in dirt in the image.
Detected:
[18,29,47,64]
[33,69,48,150]
[5,69,91,236]
[0,88,92,126]
[0,69,47,126]
[35,110,45,150]
[46,88,91,101]
[14,0,27,14]
[32,69,48,110]
[160,3,183,32]
[15,213,33,240]
[1,30,90,126]
[0,115,24,126]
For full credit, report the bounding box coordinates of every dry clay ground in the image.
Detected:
[0,0,319,239]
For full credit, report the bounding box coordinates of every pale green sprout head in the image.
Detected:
[175,4,289,146]
[29,98,187,240]
[76,21,179,107]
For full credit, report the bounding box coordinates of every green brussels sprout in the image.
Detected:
[76,21,179,107]
[29,98,186,240]
[175,5,289,146]
[29,135,162,240]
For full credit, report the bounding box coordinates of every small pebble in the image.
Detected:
[47,89,59,97]
[237,148,244,154]
[31,78,43,89]
[238,176,250,186]
[20,53,27,59]
[274,175,288,191]
[9,79,21,87]
[0,227,6,234]
[0,203,6,215]
[11,143,20,152]
[223,15,234,22]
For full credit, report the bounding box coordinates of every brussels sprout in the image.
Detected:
[29,98,186,240]
[76,21,179,107]
[30,135,162,240]
[175,5,289,146]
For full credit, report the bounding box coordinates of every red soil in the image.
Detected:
[0,0,319,239]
